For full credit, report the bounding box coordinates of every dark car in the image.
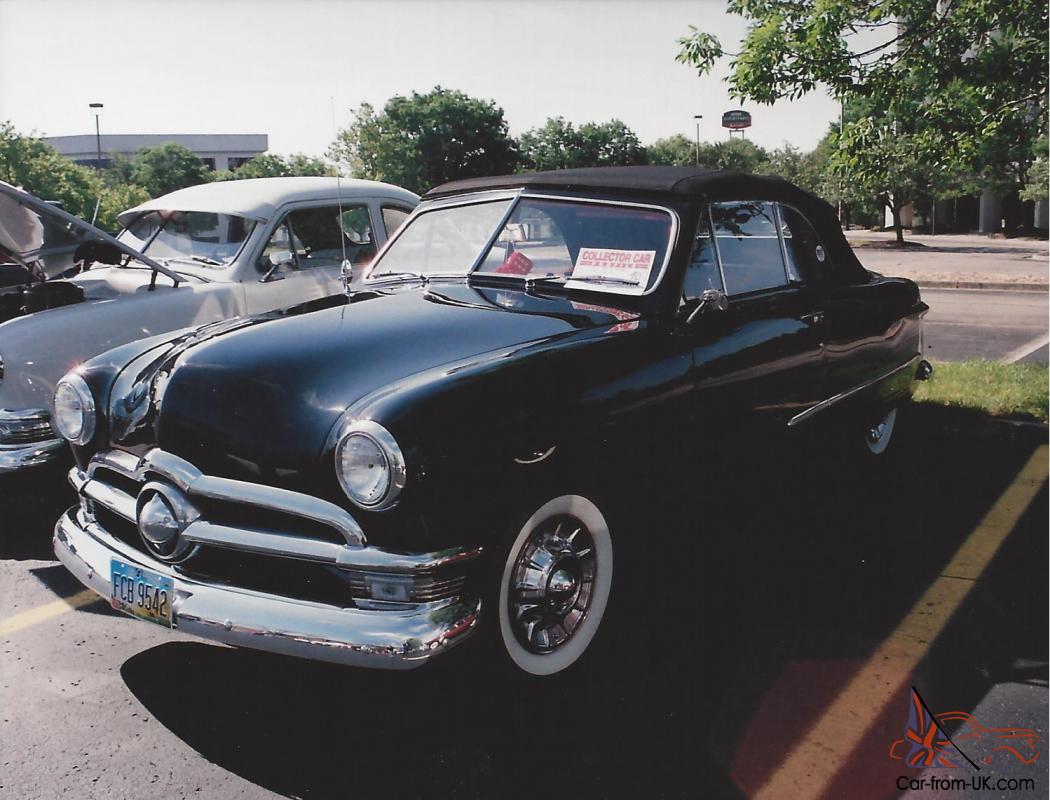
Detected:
[51,166,930,676]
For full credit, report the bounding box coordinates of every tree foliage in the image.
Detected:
[329,87,518,194]
[646,134,696,167]
[677,0,1049,234]
[129,142,211,197]
[0,121,102,221]
[518,117,647,171]
[215,152,336,181]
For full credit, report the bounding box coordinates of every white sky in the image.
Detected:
[0,0,840,159]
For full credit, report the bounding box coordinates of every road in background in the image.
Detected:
[920,288,1048,364]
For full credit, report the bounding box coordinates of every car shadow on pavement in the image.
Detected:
[0,458,77,561]
[116,408,1047,799]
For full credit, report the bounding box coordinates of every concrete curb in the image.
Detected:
[915,280,1048,292]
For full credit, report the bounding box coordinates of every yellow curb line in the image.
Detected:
[754,444,1048,800]
[0,588,103,639]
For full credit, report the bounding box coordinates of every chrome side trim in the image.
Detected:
[787,357,920,427]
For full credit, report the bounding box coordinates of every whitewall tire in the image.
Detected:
[865,407,898,455]
[498,494,613,676]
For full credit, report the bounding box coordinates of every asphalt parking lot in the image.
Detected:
[922,288,1049,364]
[0,408,1046,799]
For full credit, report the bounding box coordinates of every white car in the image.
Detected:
[0,176,418,473]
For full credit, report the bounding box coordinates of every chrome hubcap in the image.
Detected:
[508,515,596,654]
[868,420,887,444]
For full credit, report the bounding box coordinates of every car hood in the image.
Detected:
[145,282,641,471]
[0,180,178,284]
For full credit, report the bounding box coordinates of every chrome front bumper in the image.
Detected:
[0,438,65,473]
[0,409,65,473]
[54,506,482,669]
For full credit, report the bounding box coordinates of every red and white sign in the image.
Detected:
[569,248,656,294]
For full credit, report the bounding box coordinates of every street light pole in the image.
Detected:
[694,115,703,166]
[89,102,104,168]
[88,102,104,225]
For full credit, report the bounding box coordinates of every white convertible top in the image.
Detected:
[117,177,419,227]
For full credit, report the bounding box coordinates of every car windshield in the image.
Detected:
[118,210,256,267]
[369,199,513,278]
[368,195,675,294]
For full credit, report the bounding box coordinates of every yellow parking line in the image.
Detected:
[754,443,1048,800]
[0,588,103,638]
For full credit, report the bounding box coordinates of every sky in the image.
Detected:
[0,0,841,159]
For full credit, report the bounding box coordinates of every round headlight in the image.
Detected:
[335,420,407,510]
[53,373,96,445]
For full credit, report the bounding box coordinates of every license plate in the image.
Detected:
[110,559,173,627]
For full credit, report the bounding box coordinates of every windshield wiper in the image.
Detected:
[170,255,224,267]
[563,275,641,287]
[370,270,430,283]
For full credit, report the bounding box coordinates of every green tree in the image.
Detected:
[216,152,336,181]
[647,134,697,167]
[130,142,211,197]
[1020,138,1048,202]
[329,87,518,194]
[94,182,151,234]
[518,117,585,170]
[519,117,647,171]
[0,121,102,220]
[677,0,1048,235]
[697,138,770,173]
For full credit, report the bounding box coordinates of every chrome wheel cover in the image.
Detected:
[865,407,897,455]
[499,495,613,675]
[508,515,597,654]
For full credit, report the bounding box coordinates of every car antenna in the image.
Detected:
[331,96,352,293]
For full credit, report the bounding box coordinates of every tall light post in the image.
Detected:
[88,102,104,168]
[694,115,703,166]
[88,103,104,225]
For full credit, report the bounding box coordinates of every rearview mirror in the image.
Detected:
[686,288,728,325]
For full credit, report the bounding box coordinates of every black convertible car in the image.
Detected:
[52,167,930,676]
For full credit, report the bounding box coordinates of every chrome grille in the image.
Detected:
[71,448,480,606]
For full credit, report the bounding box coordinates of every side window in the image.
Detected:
[259,220,296,272]
[710,202,788,295]
[261,205,376,272]
[681,211,724,300]
[780,205,828,283]
[381,206,412,238]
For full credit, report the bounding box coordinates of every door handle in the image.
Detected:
[801,311,825,325]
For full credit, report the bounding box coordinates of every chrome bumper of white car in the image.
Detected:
[54,506,482,669]
[0,409,65,473]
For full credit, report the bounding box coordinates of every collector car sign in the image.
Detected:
[721,110,752,129]
[568,247,656,293]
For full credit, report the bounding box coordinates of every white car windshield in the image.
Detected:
[368,195,674,295]
[118,210,256,267]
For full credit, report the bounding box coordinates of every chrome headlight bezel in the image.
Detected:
[334,419,407,511]
[52,372,96,445]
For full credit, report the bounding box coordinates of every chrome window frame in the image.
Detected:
[707,200,792,298]
[363,189,682,297]
[362,190,521,285]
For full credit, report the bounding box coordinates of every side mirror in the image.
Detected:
[686,288,728,325]
[340,259,354,292]
[259,251,294,282]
